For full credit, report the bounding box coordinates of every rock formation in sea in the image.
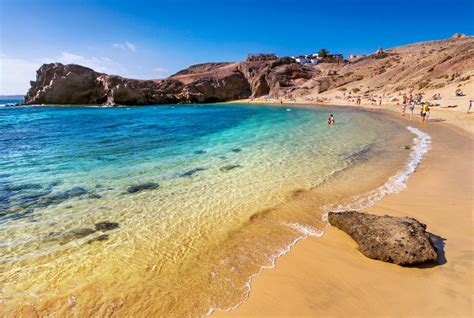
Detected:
[328,211,439,265]
[24,36,474,105]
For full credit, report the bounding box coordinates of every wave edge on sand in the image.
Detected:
[324,126,431,217]
[207,126,431,317]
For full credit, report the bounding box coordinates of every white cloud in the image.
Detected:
[153,67,169,73]
[0,53,38,95]
[152,67,170,78]
[112,41,137,53]
[54,52,127,75]
[0,52,129,95]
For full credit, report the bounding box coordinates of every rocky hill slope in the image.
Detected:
[24,35,474,106]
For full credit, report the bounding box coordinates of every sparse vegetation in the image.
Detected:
[352,87,360,93]
[431,83,445,89]
[440,55,452,63]
[318,49,330,58]
[394,85,406,92]
[418,80,431,90]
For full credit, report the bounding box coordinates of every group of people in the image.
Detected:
[401,93,430,123]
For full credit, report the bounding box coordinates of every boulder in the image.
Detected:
[94,221,119,231]
[48,228,96,245]
[126,182,160,193]
[328,211,439,265]
[219,164,242,172]
[179,168,205,178]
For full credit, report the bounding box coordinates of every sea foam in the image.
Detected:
[323,126,431,219]
[207,126,431,317]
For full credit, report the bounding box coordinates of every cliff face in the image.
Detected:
[24,36,474,105]
[26,64,108,104]
[24,58,310,105]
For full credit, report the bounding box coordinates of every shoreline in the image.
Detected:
[213,103,473,317]
[226,98,474,136]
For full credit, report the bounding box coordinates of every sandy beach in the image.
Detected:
[214,105,473,317]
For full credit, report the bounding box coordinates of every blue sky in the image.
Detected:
[1,0,473,94]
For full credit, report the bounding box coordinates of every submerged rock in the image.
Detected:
[63,187,88,198]
[179,168,205,177]
[231,148,242,153]
[6,183,43,191]
[328,211,439,265]
[36,187,88,208]
[219,164,242,172]
[50,227,96,245]
[49,180,63,187]
[194,150,206,155]
[126,182,160,193]
[87,234,109,244]
[94,221,119,231]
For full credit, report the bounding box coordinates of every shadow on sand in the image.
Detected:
[406,233,447,268]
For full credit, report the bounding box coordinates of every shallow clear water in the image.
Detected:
[0,104,413,316]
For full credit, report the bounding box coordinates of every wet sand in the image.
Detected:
[214,115,473,317]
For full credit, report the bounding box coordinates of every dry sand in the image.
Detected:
[214,107,473,317]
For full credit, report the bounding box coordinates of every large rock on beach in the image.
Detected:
[328,211,439,265]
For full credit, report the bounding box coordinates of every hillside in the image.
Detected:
[24,35,474,106]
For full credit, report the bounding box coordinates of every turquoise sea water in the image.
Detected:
[0,98,23,106]
[0,104,414,316]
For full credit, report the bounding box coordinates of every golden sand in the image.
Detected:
[213,112,473,317]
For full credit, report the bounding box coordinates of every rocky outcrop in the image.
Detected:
[24,58,316,105]
[25,63,252,105]
[26,63,107,104]
[328,211,439,265]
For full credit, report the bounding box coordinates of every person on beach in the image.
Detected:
[468,100,472,114]
[409,101,415,116]
[327,114,335,125]
[379,96,382,105]
[401,103,407,116]
[420,102,430,123]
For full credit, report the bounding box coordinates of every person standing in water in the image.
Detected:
[409,101,415,116]
[327,114,335,125]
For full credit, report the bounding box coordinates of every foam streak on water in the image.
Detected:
[324,126,431,217]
